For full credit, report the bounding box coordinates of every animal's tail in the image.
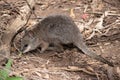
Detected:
[74,36,114,67]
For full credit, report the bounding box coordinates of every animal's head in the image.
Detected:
[20,30,40,53]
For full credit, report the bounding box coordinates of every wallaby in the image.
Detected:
[20,14,114,67]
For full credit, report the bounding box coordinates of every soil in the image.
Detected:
[0,0,120,80]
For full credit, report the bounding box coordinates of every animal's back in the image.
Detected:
[36,14,82,44]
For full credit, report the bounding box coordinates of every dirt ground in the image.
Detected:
[0,0,120,80]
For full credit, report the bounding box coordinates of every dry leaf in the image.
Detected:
[86,66,94,72]
[81,13,89,20]
[70,8,75,18]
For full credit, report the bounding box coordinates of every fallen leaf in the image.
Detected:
[70,8,75,18]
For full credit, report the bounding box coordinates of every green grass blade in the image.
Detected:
[0,69,8,80]
[0,59,13,79]
[5,59,12,70]
[6,77,23,80]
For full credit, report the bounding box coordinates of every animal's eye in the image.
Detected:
[24,44,28,48]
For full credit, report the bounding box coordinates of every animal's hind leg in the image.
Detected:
[49,43,64,53]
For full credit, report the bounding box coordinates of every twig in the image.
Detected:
[84,5,88,13]
[30,17,44,19]
[25,0,37,18]
[87,12,120,17]
[58,66,98,76]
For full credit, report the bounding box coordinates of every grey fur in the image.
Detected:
[20,14,114,67]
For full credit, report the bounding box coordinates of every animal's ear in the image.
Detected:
[22,28,34,39]
[28,30,34,38]
[21,29,27,37]
[22,29,32,38]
